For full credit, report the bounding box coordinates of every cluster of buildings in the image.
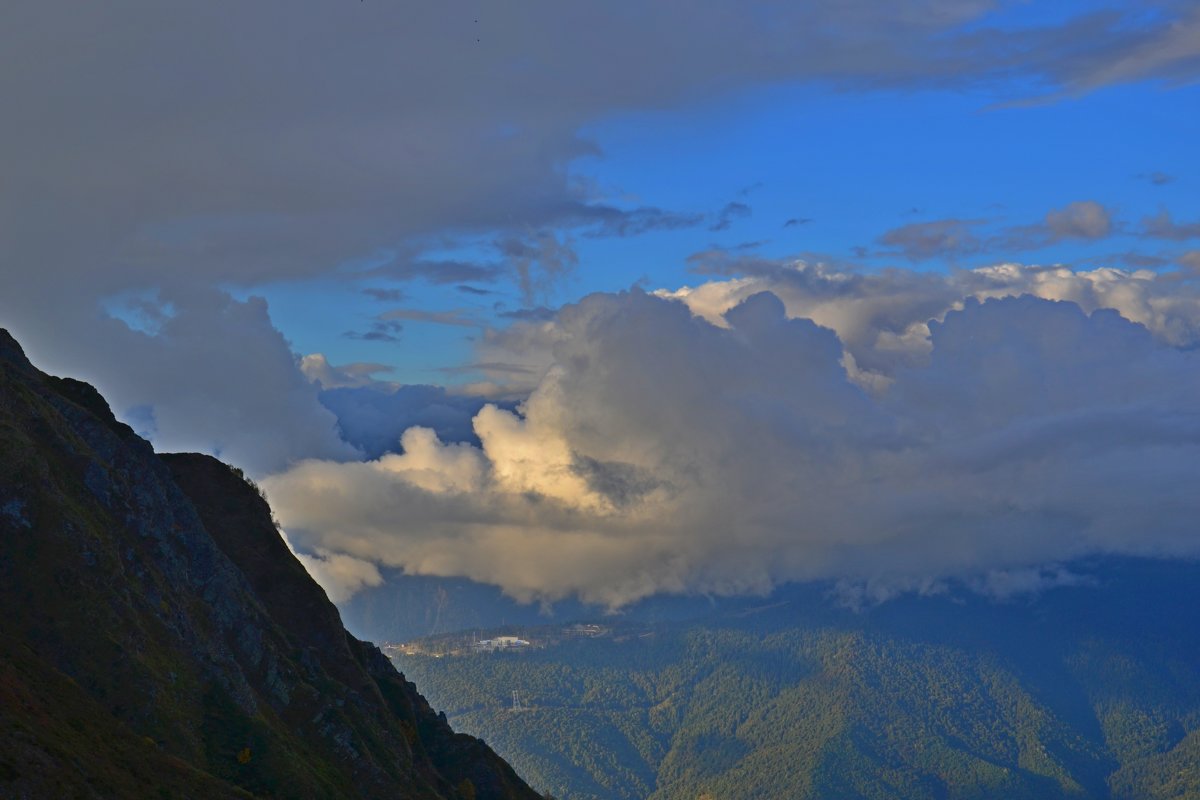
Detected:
[472,635,531,652]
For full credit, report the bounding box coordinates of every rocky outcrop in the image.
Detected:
[0,328,539,800]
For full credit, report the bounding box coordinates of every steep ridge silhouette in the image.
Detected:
[0,328,539,800]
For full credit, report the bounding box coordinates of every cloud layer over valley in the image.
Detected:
[264,265,1200,607]
[5,2,1199,610]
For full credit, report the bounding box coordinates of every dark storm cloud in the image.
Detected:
[6,2,1193,293]
[2,0,1196,476]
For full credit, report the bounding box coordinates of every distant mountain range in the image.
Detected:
[394,563,1200,800]
[0,328,539,799]
[339,568,738,646]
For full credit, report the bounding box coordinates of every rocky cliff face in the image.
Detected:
[0,328,540,800]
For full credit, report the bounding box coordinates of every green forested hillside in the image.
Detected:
[393,567,1200,800]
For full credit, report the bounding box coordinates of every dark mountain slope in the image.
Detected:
[0,328,538,800]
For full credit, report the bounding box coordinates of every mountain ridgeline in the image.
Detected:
[394,567,1200,800]
[0,328,539,799]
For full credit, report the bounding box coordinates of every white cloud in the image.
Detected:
[1044,200,1112,240]
[263,277,1200,607]
[662,261,1200,391]
[300,354,395,390]
[281,531,383,604]
[14,287,358,475]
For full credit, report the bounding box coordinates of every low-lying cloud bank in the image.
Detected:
[264,264,1200,607]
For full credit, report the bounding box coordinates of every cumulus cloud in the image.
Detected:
[12,287,357,475]
[662,259,1200,387]
[1043,200,1113,240]
[281,531,383,604]
[264,282,1200,607]
[316,383,514,458]
[300,354,396,390]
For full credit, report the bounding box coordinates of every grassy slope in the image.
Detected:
[0,329,539,800]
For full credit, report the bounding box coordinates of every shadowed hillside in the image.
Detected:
[0,328,539,800]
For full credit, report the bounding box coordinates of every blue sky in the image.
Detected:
[256,71,1198,385]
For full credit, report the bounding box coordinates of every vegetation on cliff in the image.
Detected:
[0,328,538,800]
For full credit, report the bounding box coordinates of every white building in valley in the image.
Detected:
[473,635,531,652]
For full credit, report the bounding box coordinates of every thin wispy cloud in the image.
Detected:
[876,201,1118,262]
[581,205,706,238]
[456,285,496,296]
[1141,209,1200,241]
[498,307,559,322]
[365,258,505,286]
[379,308,479,328]
[362,287,408,303]
[437,361,540,376]
[878,218,985,261]
[709,202,753,232]
[342,319,405,343]
[1138,171,1176,186]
